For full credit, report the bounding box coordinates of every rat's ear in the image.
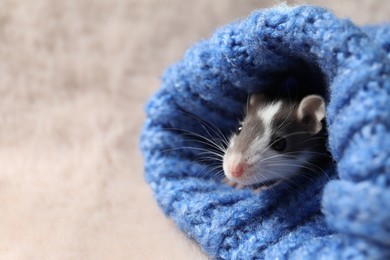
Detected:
[249,93,265,108]
[297,95,325,134]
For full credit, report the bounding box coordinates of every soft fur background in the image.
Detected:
[0,0,388,259]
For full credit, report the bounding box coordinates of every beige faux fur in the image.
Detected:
[0,0,387,258]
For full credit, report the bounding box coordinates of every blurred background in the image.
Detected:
[0,0,388,259]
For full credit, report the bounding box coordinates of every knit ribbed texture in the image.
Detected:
[140,5,390,259]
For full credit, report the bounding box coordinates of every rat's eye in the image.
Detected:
[235,124,243,135]
[271,137,287,152]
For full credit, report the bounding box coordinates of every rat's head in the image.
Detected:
[223,94,326,186]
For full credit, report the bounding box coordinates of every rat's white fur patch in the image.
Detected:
[249,101,282,155]
[257,101,282,131]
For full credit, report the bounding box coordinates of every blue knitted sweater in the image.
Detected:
[140,5,390,259]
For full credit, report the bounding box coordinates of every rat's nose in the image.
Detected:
[231,162,246,178]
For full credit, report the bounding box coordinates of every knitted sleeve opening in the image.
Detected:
[140,5,390,259]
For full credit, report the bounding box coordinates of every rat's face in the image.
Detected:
[223,94,326,186]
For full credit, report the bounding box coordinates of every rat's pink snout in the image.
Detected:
[230,161,246,178]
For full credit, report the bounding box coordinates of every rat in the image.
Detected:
[223,93,330,188]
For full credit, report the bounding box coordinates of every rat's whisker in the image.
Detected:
[164,126,225,149]
[162,146,224,158]
[198,164,224,180]
[176,109,230,147]
[265,162,326,180]
[260,169,300,193]
[259,150,329,163]
[164,127,226,153]
[180,135,226,152]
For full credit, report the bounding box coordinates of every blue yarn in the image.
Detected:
[140,5,390,259]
